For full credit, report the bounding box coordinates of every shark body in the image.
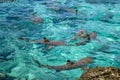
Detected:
[33,57,93,72]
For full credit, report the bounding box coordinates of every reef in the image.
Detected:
[79,66,120,80]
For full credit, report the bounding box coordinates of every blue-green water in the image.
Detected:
[0,0,120,80]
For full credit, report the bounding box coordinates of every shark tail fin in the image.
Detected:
[18,37,30,42]
[32,57,43,67]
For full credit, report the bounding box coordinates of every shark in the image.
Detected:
[33,57,93,72]
[19,37,65,46]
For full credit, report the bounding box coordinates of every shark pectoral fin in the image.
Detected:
[32,57,42,67]
[80,66,88,73]
[46,45,53,50]
[55,70,60,72]
[95,38,100,42]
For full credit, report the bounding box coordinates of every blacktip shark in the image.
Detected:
[19,37,65,46]
[33,57,93,72]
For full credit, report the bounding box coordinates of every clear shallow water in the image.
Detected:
[0,0,120,80]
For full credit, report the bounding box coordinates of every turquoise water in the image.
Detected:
[0,0,120,80]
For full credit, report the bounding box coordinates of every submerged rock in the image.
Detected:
[79,66,120,80]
